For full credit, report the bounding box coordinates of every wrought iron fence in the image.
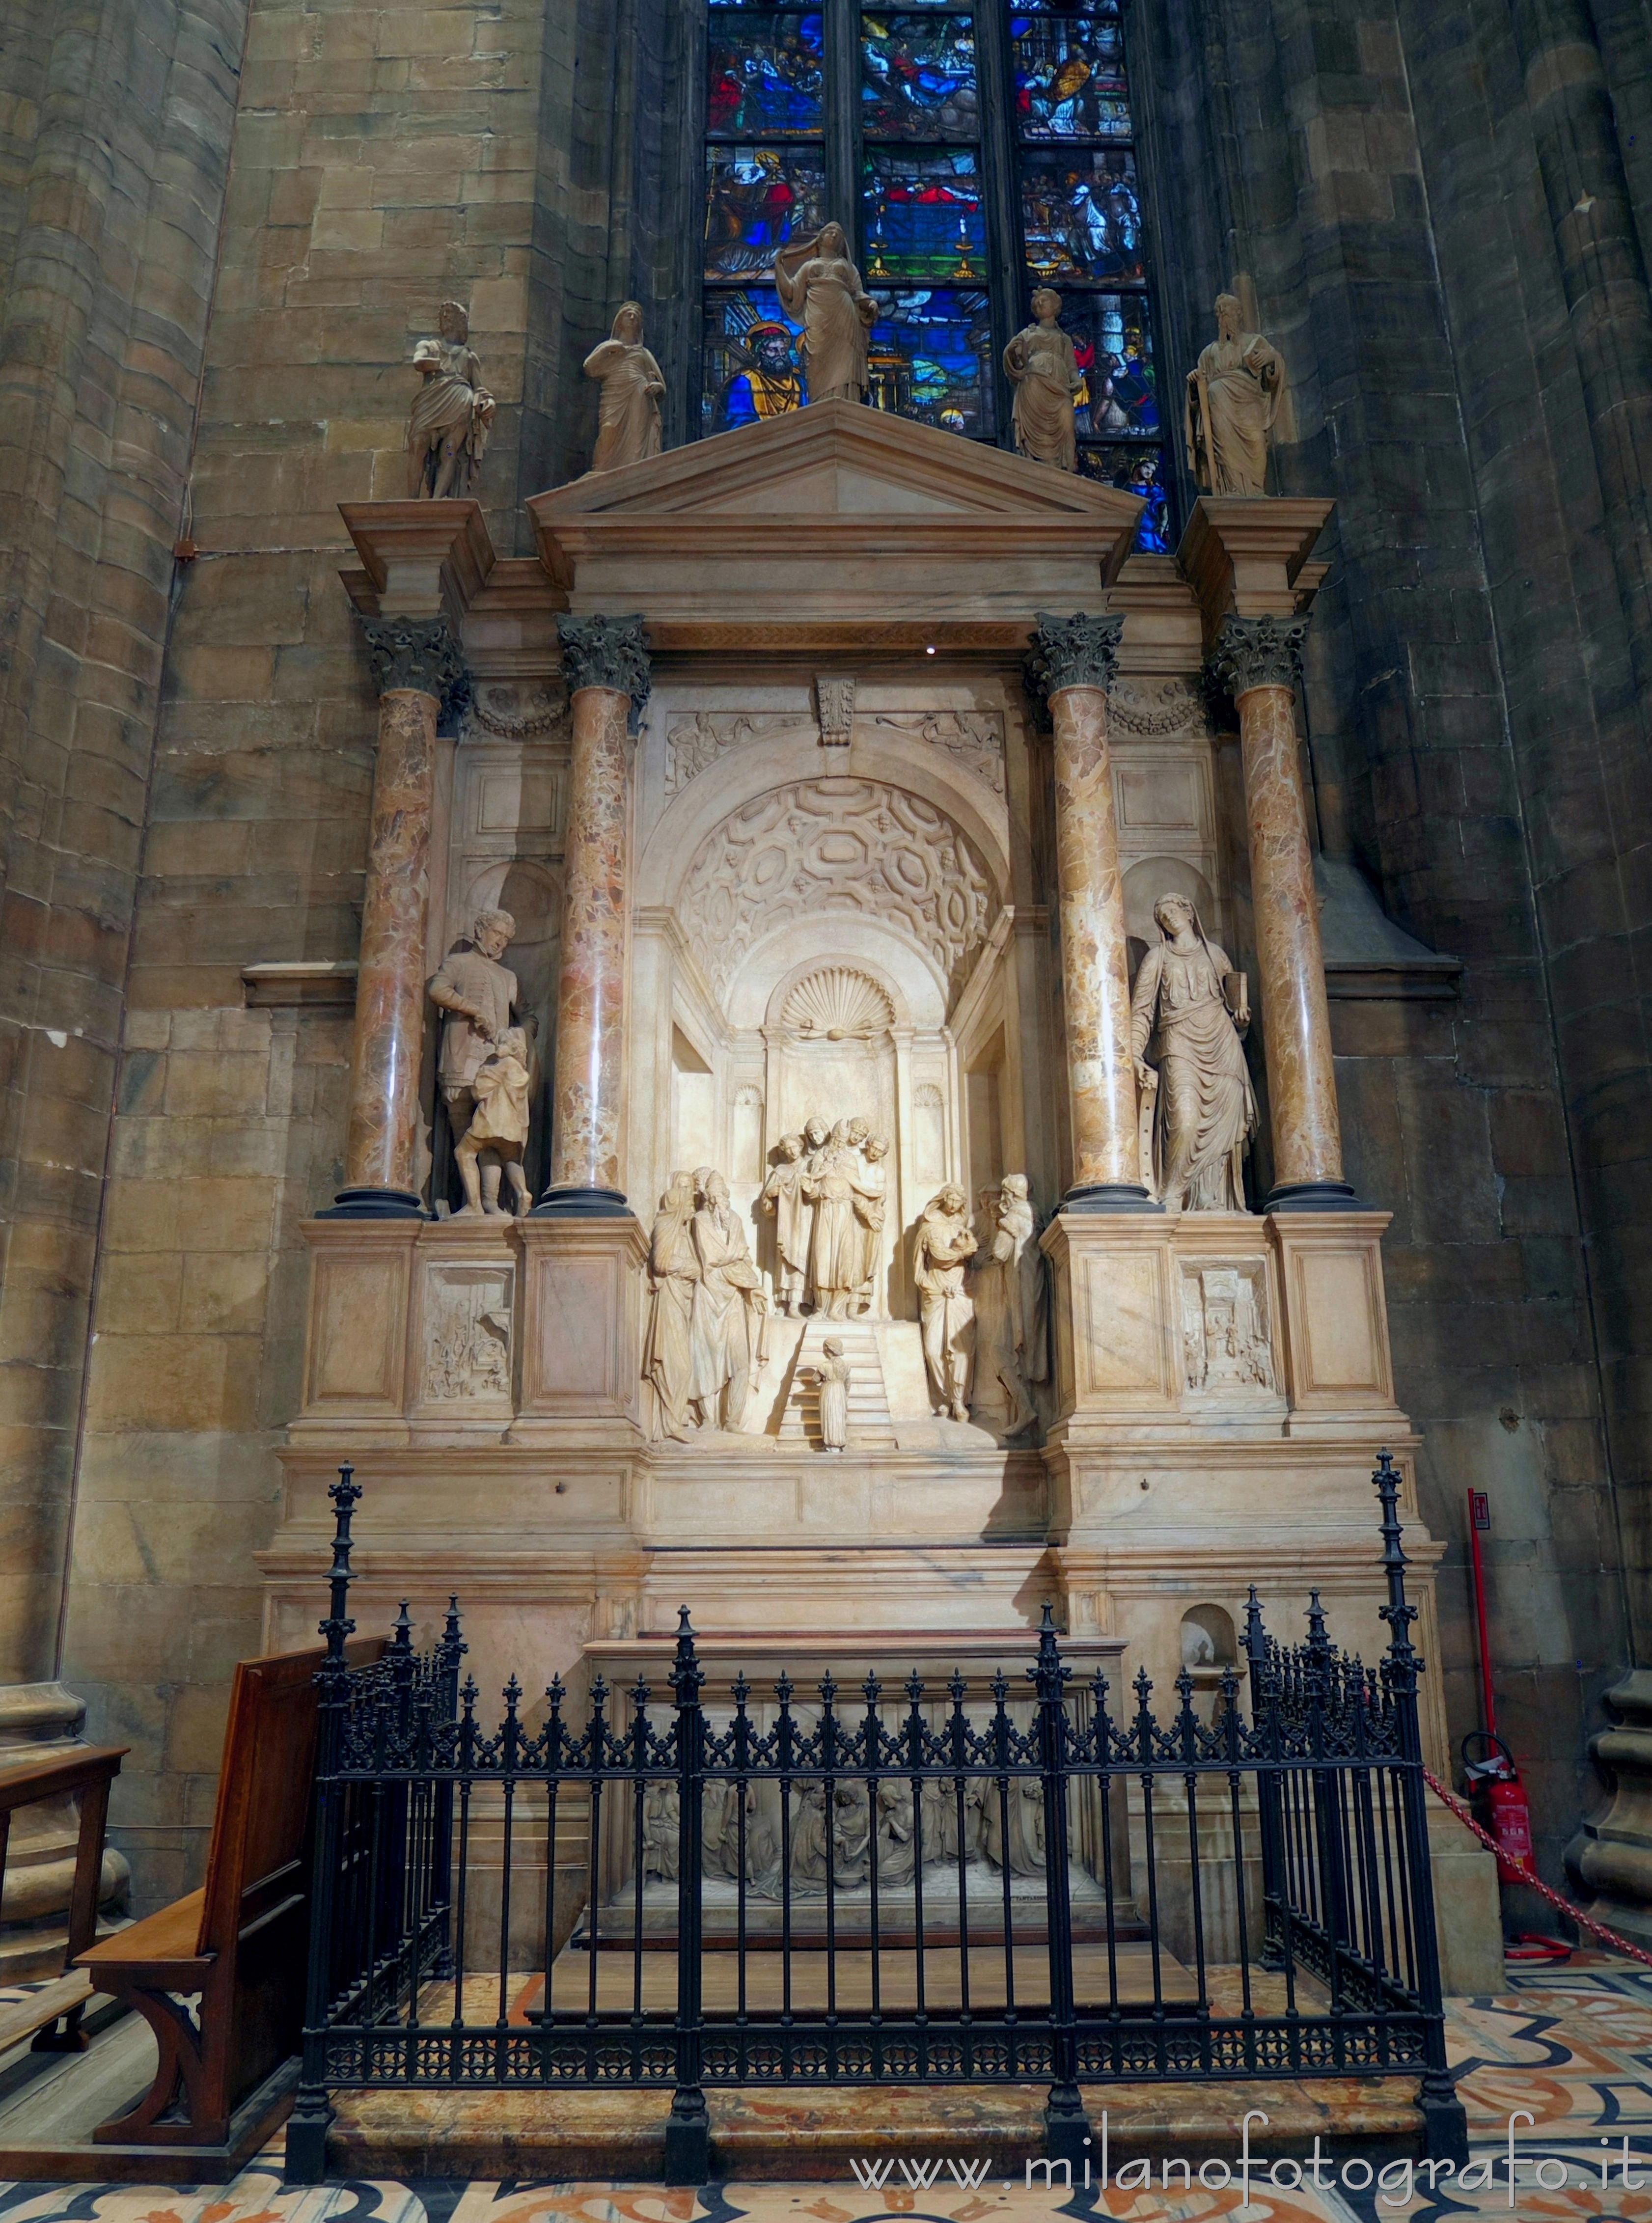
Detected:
[285,1454,1466,2184]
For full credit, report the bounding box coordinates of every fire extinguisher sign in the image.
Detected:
[1471,1490,1490,1531]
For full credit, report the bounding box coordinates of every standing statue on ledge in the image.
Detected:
[802,1120,868,1318]
[914,1185,977,1423]
[1130,893,1256,1213]
[644,1172,699,1443]
[429,908,520,1173]
[773,223,876,405]
[969,1175,1043,1436]
[759,1132,811,1317]
[407,302,496,498]
[1184,293,1290,497]
[584,301,665,473]
[689,1170,765,1431]
[800,1337,851,1452]
[1003,289,1081,472]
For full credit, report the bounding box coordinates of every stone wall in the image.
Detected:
[1128,0,1638,1887]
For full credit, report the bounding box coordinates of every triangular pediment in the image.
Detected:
[528,398,1143,613]
[533,398,1140,527]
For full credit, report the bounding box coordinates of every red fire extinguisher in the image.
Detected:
[1463,1489,1536,1883]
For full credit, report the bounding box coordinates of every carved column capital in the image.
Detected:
[1028,611,1125,701]
[359,613,467,703]
[558,613,652,711]
[1210,612,1309,699]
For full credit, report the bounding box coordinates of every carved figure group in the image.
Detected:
[759,1116,890,1318]
[644,1166,769,1439]
[1184,292,1291,498]
[1130,893,1256,1212]
[428,909,535,1217]
[406,302,496,498]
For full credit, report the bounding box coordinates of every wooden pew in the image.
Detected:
[0,1744,127,2053]
[77,1636,385,2149]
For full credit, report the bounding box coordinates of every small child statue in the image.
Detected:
[455,1024,532,1217]
[802,1336,852,1452]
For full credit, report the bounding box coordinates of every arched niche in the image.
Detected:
[1123,855,1219,979]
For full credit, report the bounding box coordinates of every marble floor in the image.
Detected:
[3,1955,1652,2223]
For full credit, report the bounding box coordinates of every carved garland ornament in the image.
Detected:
[678,779,997,1000]
[466,681,568,740]
[1106,677,1209,739]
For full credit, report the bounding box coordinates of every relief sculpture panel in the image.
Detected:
[423,1265,514,1402]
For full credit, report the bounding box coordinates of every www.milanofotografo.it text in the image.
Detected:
[847,2111,1651,2206]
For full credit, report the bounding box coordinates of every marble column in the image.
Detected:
[1031,613,1156,1211]
[536,614,651,1214]
[324,616,464,1218]
[1213,613,1357,1210]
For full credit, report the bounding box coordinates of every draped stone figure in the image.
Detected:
[800,1336,851,1450]
[759,1132,811,1316]
[1130,893,1257,1212]
[689,1170,764,1429]
[854,1131,890,1314]
[452,1024,532,1218]
[407,302,496,498]
[969,1184,1037,1437]
[584,301,665,473]
[998,1175,1050,1392]
[1184,293,1290,497]
[773,222,876,404]
[1004,289,1080,471]
[803,1121,868,1318]
[914,1185,976,1422]
[643,1173,699,1442]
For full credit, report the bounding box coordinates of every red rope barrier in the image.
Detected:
[1424,1767,1652,1971]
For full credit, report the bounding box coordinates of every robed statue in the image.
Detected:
[1130,893,1257,1212]
[773,223,876,405]
[407,302,496,498]
[1184,293,1291,497]
[584,301,665,473]
[1003,289,1081,472]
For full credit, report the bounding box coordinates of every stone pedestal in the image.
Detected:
[1567,1670,1652,1946]
[513,1215,649,1440]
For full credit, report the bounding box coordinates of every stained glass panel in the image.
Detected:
[868,287,994,435]
[863,149,985,282]
[1078,443,1173,551]
[1020,148,1142,281]
[1013,12,1129,137]
[702,285,808,433]
[707,12,826,137]
[705,146,828,277]
[1040,290,1158,438]
[861,14,979,139]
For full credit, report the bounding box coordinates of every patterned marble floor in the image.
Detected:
[5,1956,1652,2223]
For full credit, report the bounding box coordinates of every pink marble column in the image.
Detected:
[538,615,650,1213]
[326,617,463,1218]
[1033,613,1155,1210]
[1215,614,1355,1209]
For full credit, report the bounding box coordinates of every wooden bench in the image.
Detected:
[0,1743,127,2053]
[78,1636,384,2148]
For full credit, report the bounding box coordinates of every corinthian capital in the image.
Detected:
[558,613,653,713]
[360,614,467,703]
[1028,611,1125,700]
[1211,612,1309,699]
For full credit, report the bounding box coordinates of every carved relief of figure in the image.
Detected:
[1130,894,1256,1213]
[979,1776,1045,1876]
[640,1782,678,1882]
[407,302,496,498]
[1004,288,1081,471]
[914,1185,976,1422]
[643,1172,699,1442]
[969,1187,1037,1437]
[854,1130,889,1315]
[584,301,665,473]
[802,1121,868,1318]
[759,1133,811,1316]
[453,1024,532,1217]
[429,909,520,1167]
[773,222,876,404]
[800,1336,851,1451]
[1184,292,1291,497]
[689,1170,764,1430]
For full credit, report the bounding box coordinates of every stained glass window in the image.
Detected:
[698,0,1173,548]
